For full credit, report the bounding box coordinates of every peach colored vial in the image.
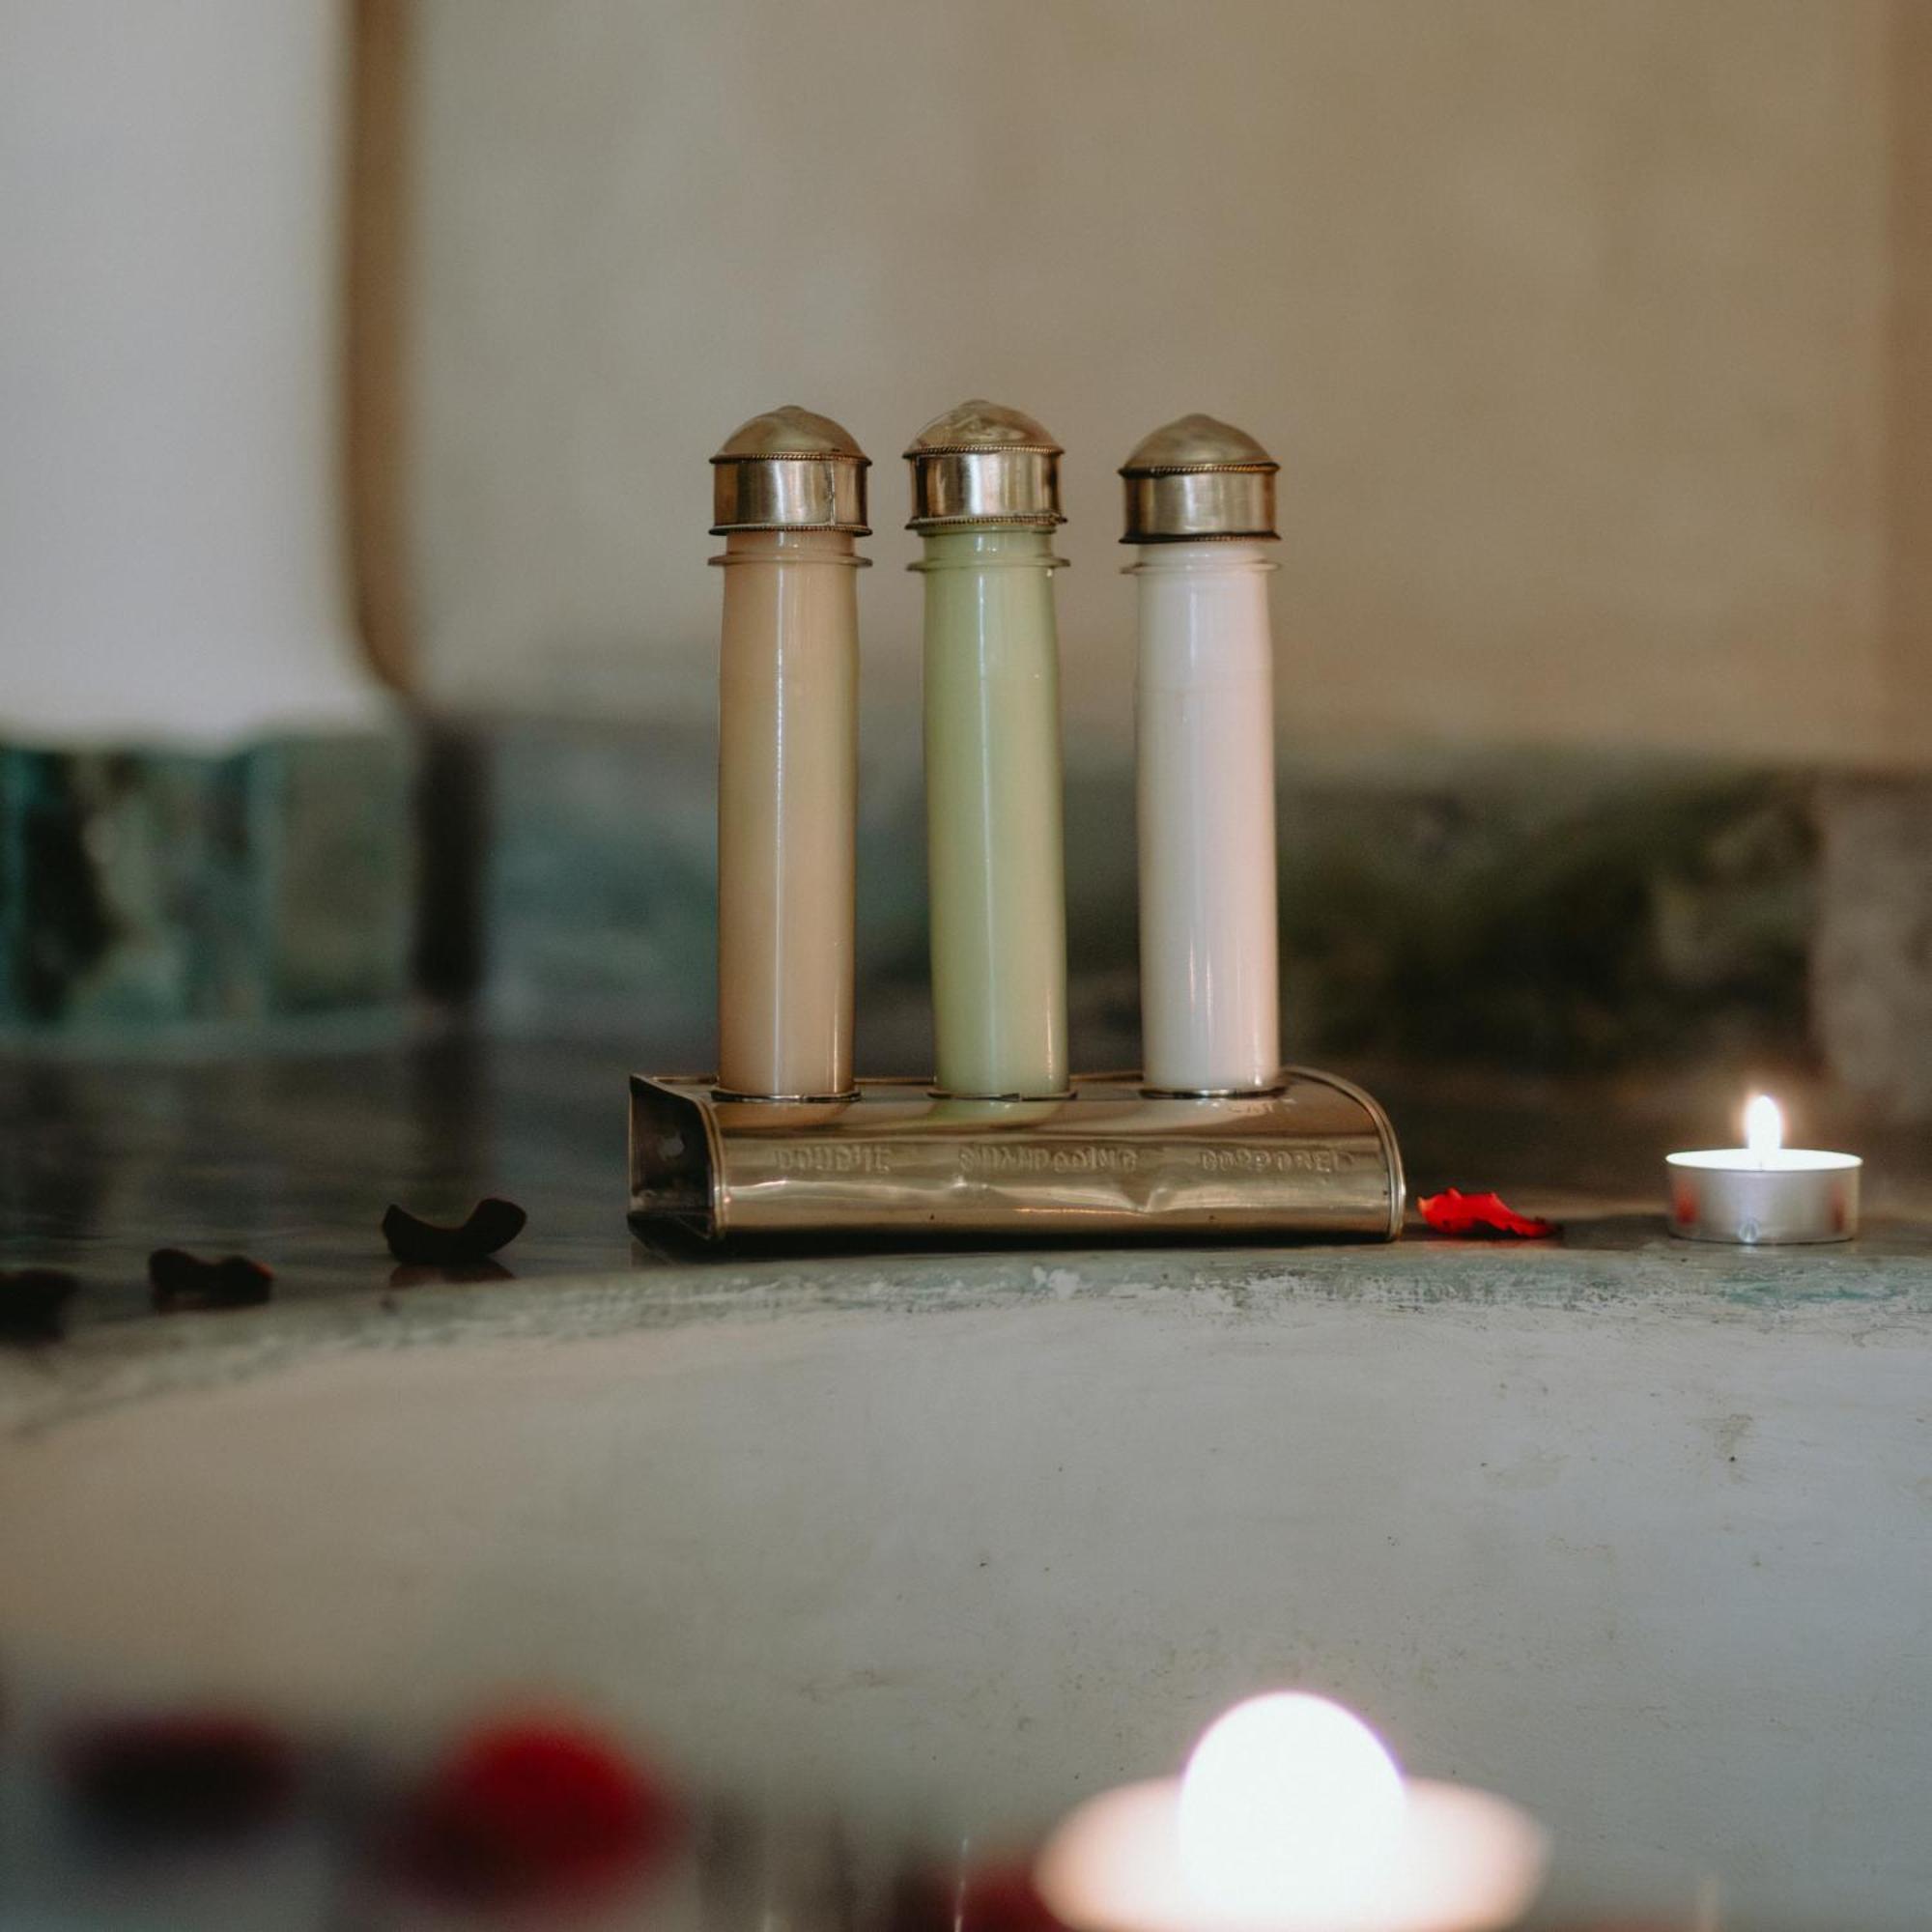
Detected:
[710,409,869,1099]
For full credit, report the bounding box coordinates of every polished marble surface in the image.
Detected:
[5,1033,1932,1448]
[8,1034,1932,1339]
[3,1032,639,1323]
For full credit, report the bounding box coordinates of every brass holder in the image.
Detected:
[629,1069,1405,1243]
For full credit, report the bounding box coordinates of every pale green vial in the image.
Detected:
[918,528,1068,1097]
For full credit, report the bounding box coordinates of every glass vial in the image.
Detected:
[710,406,869,1099]
[1121,414,1283,1094]
[906,400,1069,1098]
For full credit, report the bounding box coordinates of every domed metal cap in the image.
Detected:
[711,405,869,536]
[904,399,1065,531]
[1119,412,1278,544]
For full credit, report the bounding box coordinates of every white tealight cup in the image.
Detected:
[1666,1094,1861,1245]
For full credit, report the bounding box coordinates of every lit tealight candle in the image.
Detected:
[1666,1094,1861,1245]
[1035,1692,1547,1932]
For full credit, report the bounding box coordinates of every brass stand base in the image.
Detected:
[629,1070,1405,1244]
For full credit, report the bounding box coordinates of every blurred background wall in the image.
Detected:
[7,0,1932,1090]
[0,0,379,745]
[410,0,1916,767]
[0,1,413,1034]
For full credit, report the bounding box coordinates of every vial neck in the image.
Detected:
[912,527,1065,573]
[712,528,865,568]
[1124,539,1278,577]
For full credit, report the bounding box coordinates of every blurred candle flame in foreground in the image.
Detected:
[1035,1689,1548,1932]
[1745,1094,1783,1160]
[1178,1694,1406,1924]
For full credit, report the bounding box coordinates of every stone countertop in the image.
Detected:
[6,1034,1932,1435]
[7,1037,1932,1928]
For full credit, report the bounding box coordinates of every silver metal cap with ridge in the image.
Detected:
[905,399,1065,532]
[710,405,870,536]
[1119,412,1279,544]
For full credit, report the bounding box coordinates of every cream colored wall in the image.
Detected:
[0,0,384,747]
[412,0,1906,764]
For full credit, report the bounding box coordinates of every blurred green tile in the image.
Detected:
[472,725,1818,1077]
[0,729,415,1033]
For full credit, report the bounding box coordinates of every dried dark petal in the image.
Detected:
[383,1198,527,1265]
[148,1249,275,1312]
[61,1712,298,1848]
[0,1267,78,1343]
[393,1716,679,1909]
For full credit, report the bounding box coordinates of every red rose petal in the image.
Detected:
[394,1716,679,1910]
[893,1861,1069,1931]
[1417,1188,1558,1239]
[957,1865,1069,1931]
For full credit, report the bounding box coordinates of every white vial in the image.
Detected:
[1122,415,1283,1094]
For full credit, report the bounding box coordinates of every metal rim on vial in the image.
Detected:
[711,404,870,536]
[1120,412,1279,544]
[905,398,1065,531]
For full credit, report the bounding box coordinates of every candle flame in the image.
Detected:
[1177,1693,1406,1925]
[1745,1094,1783,1158]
